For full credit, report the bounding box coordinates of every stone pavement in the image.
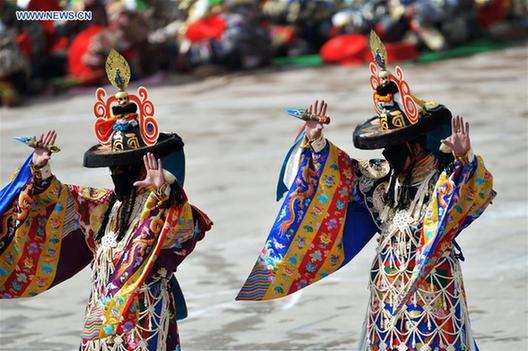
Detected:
[0,46,527,351]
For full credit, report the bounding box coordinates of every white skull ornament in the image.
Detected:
[115,91,129,106]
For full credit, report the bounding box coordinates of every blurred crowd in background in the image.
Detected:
[0,0,526,107]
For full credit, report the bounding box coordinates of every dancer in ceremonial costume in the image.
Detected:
[237,32,496,351]
[0,49,212,351]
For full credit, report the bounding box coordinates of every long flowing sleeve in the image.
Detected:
[394,152,496,315]
[0,157,113,299]
[237,137,380,301]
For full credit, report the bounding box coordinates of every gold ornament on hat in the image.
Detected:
[369,30,387,71]
[105,49,131,105]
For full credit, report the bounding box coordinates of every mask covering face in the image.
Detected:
[110,164,142,200]
[382,143,412,174]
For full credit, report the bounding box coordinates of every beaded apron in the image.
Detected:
[359,160,476,351]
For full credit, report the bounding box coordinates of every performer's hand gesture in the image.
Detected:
[134,152,166,189]
[441,115,471,156]
[305,100,327,141]
[32,130,57,167]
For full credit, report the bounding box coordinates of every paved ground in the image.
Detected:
[0,46,527,351]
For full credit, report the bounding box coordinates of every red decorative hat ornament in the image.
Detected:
[83,49,182,169]
[352,31,452,150]
[93,86,159,147]
[368,31,420,125]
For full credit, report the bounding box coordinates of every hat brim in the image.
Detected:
[352,105,452,150]
[83,133,184,168]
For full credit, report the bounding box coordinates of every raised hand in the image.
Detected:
[32,130,57,167]
[441,115,471,156]
[305,100,327,141]
[133,152,166,189]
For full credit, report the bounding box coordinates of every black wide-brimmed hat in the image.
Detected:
[83,132,184,168]
[353,104,452,150]
[83,49,185,170]
[354,31,452,150]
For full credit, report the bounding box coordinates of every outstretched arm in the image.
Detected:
[435,115,496,232]
[0,130,113,298]
[395,115,496,314]
[132,152,210,256]
[238,100,382,301]
[21,130,113,238]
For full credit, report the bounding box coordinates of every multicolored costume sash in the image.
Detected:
[393,155,496,316]
[237,142,378,300]
[82,195,196,341]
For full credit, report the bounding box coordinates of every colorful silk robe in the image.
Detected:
[237,140,495,351]
[0,156,212,350]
